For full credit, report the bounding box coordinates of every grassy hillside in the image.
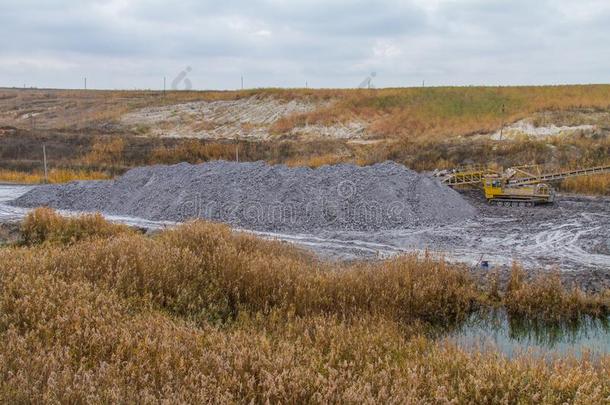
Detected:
[2,85,610,136]
[1,86,609,194]
[273,85,610,139]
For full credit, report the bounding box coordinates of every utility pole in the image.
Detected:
[163,76,166,95]
[499,104,506,141]
[241,76,244,90]
[42,144,48,183]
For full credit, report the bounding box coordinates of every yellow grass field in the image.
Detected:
[0,168,111,184]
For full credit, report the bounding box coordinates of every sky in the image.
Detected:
[1,0,609,90]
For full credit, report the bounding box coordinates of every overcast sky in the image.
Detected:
[1,0,609,90]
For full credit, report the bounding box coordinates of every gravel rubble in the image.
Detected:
[11,161,477,232]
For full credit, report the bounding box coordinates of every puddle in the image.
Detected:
[447,310,610,358]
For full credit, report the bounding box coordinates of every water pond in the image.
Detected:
[448,310,610,359]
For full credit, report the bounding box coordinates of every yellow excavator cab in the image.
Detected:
[483,177,503,200]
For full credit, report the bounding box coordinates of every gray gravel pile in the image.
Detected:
[11,161,476,232]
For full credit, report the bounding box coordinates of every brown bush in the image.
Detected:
[560,173,610,195]
[83,137,125,166]
[505,266,609,322]
[20,207,132,246]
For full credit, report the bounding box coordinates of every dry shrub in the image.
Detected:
[560,173,610,195]
[83,137,125,166]
[157,222,482,324]
[149,140,236,164]
[285,153,347,168]
[504,266,609,322]
[0,223,19,246]
[20,207,132,246]
[8,218,480,326]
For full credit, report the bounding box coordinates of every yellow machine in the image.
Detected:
[436,164,610,206]
[482,177,554,206]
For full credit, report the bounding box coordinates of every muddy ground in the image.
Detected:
[463,191,610,292]
[253,190,610,292]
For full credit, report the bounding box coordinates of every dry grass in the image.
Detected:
[3,85,610,195]
[2,274,607,403]
[505,266,609,322]
[0,168,111,184]
[9,215,480,325]
[0,87,336,130]
[5,85,610,137]
[20,207,133,246]
[284,152,348,168]
[1,285,608,403]
[82,137,126,166]
[273,85,610,140]
[149,140,239,164]
[560,173,610,195]
[0,210,609,402]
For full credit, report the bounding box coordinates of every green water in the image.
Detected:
[449,310,610,358]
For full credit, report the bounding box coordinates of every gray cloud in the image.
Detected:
[0,0,608,89]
